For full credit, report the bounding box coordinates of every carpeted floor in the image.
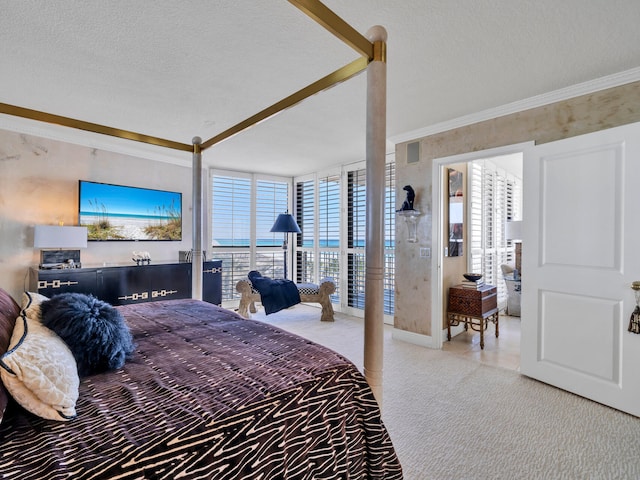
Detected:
[247,303,640,480]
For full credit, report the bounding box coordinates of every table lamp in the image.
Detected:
[270,212,301,279]
[34,225,88,268]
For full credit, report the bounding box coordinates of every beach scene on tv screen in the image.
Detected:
[79,182,182,241]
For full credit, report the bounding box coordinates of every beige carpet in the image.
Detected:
[247,303,640,480]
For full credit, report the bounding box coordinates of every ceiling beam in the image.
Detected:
[201,56,368,150]
[0,103,193,152]
[288,0,373,59]
[202,1,375,151]
[0,1,373,154]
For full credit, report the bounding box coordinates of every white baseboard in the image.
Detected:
[392,325,468,348]
[445,324,465,340]
[392,328,435,348]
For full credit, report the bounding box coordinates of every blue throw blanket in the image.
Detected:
[248,271,301,315]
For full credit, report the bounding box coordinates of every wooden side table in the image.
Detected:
[447,284,499,349]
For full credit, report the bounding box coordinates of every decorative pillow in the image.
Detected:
[41,293,136,377]
[21,291,49,320]
[0,292,79,421]
[0,288,20,424]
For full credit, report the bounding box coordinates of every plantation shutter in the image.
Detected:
[211,175,251,248]
[318,175,340,248]
[211,172,289,300]
[256,180,289,247]
[296,180,315,249]
[347,169,367,250]
[347,169,366,310]
[469,162,484,275]
[384,163,396,314]
[469,160,522,310]
[296,179,315,283]
[318,174,341,302]
[346,165,395,315]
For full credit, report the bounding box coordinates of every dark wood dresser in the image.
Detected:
[29,260,222,306]
[447,284,499,349]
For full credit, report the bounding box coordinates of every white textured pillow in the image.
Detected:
[0,292,79,421]
[21,291,49,319]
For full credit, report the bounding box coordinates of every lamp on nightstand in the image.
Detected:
[34,225,88,269]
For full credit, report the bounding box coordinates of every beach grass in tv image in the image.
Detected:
[79,181,182,241]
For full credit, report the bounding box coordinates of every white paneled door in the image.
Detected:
[521,121,640,417]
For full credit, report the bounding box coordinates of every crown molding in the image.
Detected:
[3,66,639,161]
[389,66,640,145]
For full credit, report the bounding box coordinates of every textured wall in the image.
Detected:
[394,80,640,338]
[393,147,433,336]
[0,130,193,300]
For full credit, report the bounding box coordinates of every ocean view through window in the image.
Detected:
[211,171,290,300]
[211,163,396,317]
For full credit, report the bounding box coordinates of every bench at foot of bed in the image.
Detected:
[236,278,336,321]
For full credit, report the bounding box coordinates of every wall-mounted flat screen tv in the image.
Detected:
[79,180,182,241]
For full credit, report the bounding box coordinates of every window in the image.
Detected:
[296,179,315,284]
[211,171,290,301]
[256,180,289,248]
[295,174,341,303]
[212,163,396,314]
[469,156,522,309]
[384,164,396,314]
[295,163,395,317]
[347,164,395,314]
[318,174,340,303]
[211,174,251,248]
[319,175,340,249]
[347,169,366,310]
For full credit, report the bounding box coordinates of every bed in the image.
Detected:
[0,1,390,403]
[0,289,402,479]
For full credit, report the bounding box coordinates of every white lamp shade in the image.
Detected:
[505,221,523,240]
[34,225,88,248]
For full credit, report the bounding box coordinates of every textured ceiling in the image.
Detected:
[1,1,639,176]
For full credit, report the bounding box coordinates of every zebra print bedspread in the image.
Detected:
[0,299,402,479]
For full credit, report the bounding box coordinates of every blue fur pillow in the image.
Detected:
[40,293,135,377]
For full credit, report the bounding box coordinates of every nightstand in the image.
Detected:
[447,284,499,349]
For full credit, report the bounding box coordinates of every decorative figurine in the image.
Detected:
[132,251,151,265]
[397,185,415,211]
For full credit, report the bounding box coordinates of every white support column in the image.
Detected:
[192,137,203,300]
[364,26,387,405]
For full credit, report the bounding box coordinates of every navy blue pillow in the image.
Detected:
[41,293,135,377]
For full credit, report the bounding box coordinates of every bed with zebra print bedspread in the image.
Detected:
[0,298,402,479]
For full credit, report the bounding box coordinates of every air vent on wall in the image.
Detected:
[407,141,420,163]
